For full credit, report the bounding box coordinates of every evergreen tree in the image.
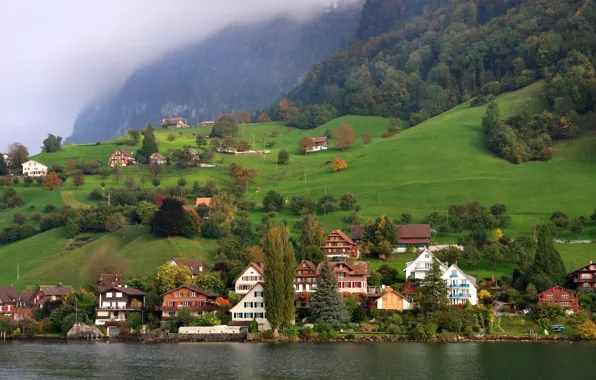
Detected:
[310,261,349,325]
[0,155,7,176]
[528,224,567,291]
[299,215,325,263]
[262,222,295,336]
[137,123,158,161]
[418,259,448,313]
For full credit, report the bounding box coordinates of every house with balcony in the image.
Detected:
[294,260,318,293]
[318,261,369,294]
[570,262,596,293]
[229,282,270,331]
[95,286,145,325]
[32,284,74,309]
[0,286,18,317]
[108,148,136,167]
[321,230,359,259]
[404,249,448,280]
[97,274,123,292]
[234,262,265,295]
[306,137,328,153]
[159,285,219,320]
[442,264,478,306]
[538,285,579,311]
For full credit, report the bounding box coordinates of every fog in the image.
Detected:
[0,0,358,154]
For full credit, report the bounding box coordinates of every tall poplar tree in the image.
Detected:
[528,224,567,291]
[299,216,326,263]
[262,222,295,336]
[137,123,159,161]
[310,261,349,325]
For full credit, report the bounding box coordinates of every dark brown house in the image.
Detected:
[169,257,204,278]
[0,286,18,317]
[96,286,145,325]
[397,224,431,249]
[97,274,124,291]
[321,230,359,259]
[571,262,596,293]
[33,284,74,309]
[538,285,579,311]
[160,285,219,319]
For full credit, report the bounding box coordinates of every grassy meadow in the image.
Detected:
[2,81,596,287]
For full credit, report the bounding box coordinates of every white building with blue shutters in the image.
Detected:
[442,264,478,306]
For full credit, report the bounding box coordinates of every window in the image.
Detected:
[167,301,174,307]
[175,292,181,297]
[244,302,254,308]
[424,254,430,259]
[255,302,264,308]
[546,294,554,299]
[191,292,197,297]
[106,292,112,298]
[561,302,570,307]
[297,270,302,275]
[343,282,351,288]
[183,301,190,306]
[255,313,264,318]
[561,294,569,299]
[354,282,362,288]
[254,291,264,297]
[169,312,176,317]
[338,273,345,278]
[581,273,591,279]
[244,313,254,319]
[116,292,122,298]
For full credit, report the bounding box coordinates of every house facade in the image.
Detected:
[571,262,596,293]
[169,257,204,278]
[538,285,579,311]
[321,230,359,259]
[443,264,478,306]
[21,160,47,177]
[397,224,431,251]
[13,291,34,322]
[230,282,270,331]
[95,286,145,325]
[319,261,369,294]
[0,286,18,317]
[307,137,328,153]
[234,262,265,295]
[97,274,123,291]
[149,153,167,165]
[162,118,189,128]
[160,285,218,319]
[109,148,136,167]
[370,287,413,311]
[32,284,74,309]
[404,249,448,280]
[294,260,318,293]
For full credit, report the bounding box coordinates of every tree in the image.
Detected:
[317,194,339,215]
[156,263,192,293]
[106,213,127,239]
[258,112,271,122]
[128,129,140,144]
[199,149,215,163]
[361,130,372,145]
[210,137,221,151]
[221,135,237,151]
[212,114,239,137]
[277,148,289,164]
[339,192,357,210]
[261,222,295,336]
[238,139,251,152]
[148,161,164,177]
[66,158,77,172]
[378,264,398,285]
[8,143,29,170]
[529,224,567,291]
[484,243,504,269]
[333,124,355,151]
[113,163,123,183]
[298,136,314,154]
[399,213,413,224]
[167,134,176,141]
[41,172,62,191]
[178,177,187,188]
[330,158,348,172]
[195,134,207,148]
[263,190,284,212]
[237,110,251,124]
[125,175,136,189]
[13,212,26,225]
[41,134,62,153]
[137,124,159,161]
[152,178,161,187]
[310,261,349,325]
[151,198,198,238]
[73,173,85,187]
[299,216,326,263]
[418,259,448,313]
[570,217,584,238]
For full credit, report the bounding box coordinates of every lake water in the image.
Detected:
[1,341,595,379]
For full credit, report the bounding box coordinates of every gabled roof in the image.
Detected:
[0,286,18,304]
[538,285,577,297]
[404,249,448,272]
[296,260,317,272]
[444,263,478,288]
[233,262,265,284]
[351,225,364,241]
[318,261,369,276]
[18,291,35,307]
[569,262,596,274]
[112,148,134,157]
[230,282,264,312]
[98,274,123,288]
[374,288,412,303]
[171,257,204,275]
[312,137,327,143]
[150,152,165,159]
[100,286,146,296]
[397,224,431,242]
[327,229,357,246]
[162,117,186,125]
[36,285,74,297]
[160,284,217,298]
[195,198,212,208]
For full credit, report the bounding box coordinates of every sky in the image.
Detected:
[0,0,358,154]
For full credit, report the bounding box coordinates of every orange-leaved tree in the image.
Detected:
[298,136,314,154]
[258,112,271,122]
[330,158,348,172]
[237,110,251,124]
[333,124,355,151]
[42,172,63,190]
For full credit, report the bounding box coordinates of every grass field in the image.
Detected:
[2,81,596,287]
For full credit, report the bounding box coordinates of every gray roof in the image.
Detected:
[0,286,18,303]
[37,285,74,297]
[100,286,145,296]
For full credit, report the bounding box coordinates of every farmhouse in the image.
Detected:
[443,263,478,306]
[32,284,74,309]
[21,160,47,177]
[161,117,189,129]
[169,257,204,278]
[160,285,219,319]
[0,286,18,317]
[538,285,579,311]
[570,262,596,293]
[318,261,369,294]
[321,230,359,259]
[195,198,212,208]
[397,224,431,251]
[307,136,328,153]
[95,286,145,325]
[404,249,448,280]
[234,262,264,295]
[109,148,136,167]
[369,287,413,312]
[229,282,269,331]
[149,152,167,164]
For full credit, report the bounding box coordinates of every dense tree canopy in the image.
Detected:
[41,134,63,153]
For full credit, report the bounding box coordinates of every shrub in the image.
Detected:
[283,325,299,340]
[89,189,103,200]
[300,327,315,340]
[44,204,57,213]
[575,321,596,340]
[344,333,356,340]
[314,323,335,339]
[261,330,275,340]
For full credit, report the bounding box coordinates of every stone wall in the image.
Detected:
[143,331,247,343]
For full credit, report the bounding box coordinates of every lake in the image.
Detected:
[0,341,595,379]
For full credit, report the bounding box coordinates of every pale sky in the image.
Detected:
[0,0,357,154]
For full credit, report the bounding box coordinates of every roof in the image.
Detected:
[328,229,357,246]
[446,263,478,288]
[297,260,317,272]
[230,282,265,312]
[227,321,252,327]
[195,198,212,208]
[98,274,123,288]
[162,117,186,125]
[397,224,431,239]
[100,286,146,296]
[313,137,327,143]
[351,225,364,241]
[318,261,369,276]
[36,285,74,297]
[160,284,218,298]
[22,160,47,167]
[375,288,412,303]
[233,262,265,284]
[18,291,35,307]
[112,148,134,157]
[150,153,165,159]
[0,286,18,303]
[538,285,576,296]
[569,262,596,274]
[171,257,204,275]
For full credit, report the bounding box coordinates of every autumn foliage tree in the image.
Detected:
[237,110,251,124]
[362,130,372,145]
[330,158,348,172]
[73,173,85,187]
[298,136,314,154]
[333,124,355,150]
[258,112,271,122]
[42,172,63,190]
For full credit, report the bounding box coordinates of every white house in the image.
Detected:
[234,262,264,295]
[229,282,270,331]
[403,248,448,280]
[442,264,478,306]
[21,160,47,177]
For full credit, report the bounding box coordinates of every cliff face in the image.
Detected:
[68,5,362,143]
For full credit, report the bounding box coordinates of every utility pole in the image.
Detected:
[378,193,381,215]
[17,263,19,281]
[325,182,327,195]
[107,191,111,206]
[304,165,307,184]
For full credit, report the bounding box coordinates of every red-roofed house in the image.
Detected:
[397,224,431,251]
[307,137,328,153]
[294,260,318,293]
[160,285,218,319]
[321,230,359,258]
[97,274,124,291]
[0,286,18,317]
[570,262,596,293]
[109,148,137,167]
[318,261,369,294]
[538,285,579,311]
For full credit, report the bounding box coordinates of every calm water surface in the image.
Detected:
[1,341,595,379]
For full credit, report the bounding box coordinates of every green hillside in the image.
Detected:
[2,82,596,287]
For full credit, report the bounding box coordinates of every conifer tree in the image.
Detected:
[310,261,349,325]
[528,224,567,291]
[418,258,448,313]
[137,123,159,161]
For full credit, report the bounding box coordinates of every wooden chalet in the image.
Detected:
[109,148,136,167]
[570,262,596,293]
[397,224,431,249]
[161,117,189,129]
[159,285,219,319]
[321,230,359,258]
[318,261,369,294]
[538,285,579,311]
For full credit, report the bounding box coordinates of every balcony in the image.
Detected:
[449,274,459,278]
[96,305,139,311]
[447,284,470,288]
[449,293,471,298]
[574,278,595,283]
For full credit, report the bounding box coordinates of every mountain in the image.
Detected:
[68,3,363,144]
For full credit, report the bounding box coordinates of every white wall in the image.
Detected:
[230,283,270,330]
[234,266,264,295]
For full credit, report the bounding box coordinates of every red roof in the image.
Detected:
[330,229,357,246]
[398,238,430,244]
[312,137,327,143]
[397,224,431,244]
[112,148,135,158]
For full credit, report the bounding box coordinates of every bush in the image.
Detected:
[89,189,103,200]
[532,302,565,323]
[409,322,437,340]
[299,327,315,340]
[283,325,299,340]
[344,333,356,340]
[263,190,284,212]
[44,204,57,213]
[314,323,335,339]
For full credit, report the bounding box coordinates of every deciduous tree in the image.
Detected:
[41,172,62,191]
[73,173,85,187]
[106,213,127,239]
[128,129,140,144]
[330,158,347,172]
[195,134,207,148]
[156,263,193,293]
[212,114,239,137]
[298,136,314,154]
[361,130,372,145]
[333,124,355,150]
[263,190,284,212]
[258,112,271,122]
[41,134,62,153]
[277,148,289,164]
[299,215,326,263]
[237,110,251,124]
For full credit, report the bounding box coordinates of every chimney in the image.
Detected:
[58,283,62,288]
